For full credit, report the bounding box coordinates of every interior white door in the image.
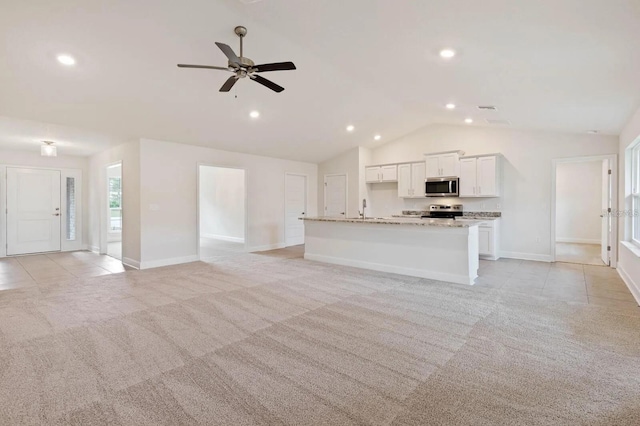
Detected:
[325,174,347,217]
[7,168,61,255]
[601,159,611,265]
[285,174,306,246]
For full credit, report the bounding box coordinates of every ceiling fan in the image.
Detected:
[177,26,296,93]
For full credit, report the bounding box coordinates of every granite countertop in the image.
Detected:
[301,217,482,228]
[395,211,502,220]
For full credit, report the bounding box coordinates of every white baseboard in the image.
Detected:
[304,253,476,285]
[201,233,245,243]
[248,243,286,252]
[139,255,200,270]
[500,251,553,262]
[556,238,600,244]
[122,257,140,269]
[88,245,101,254]
[617,265,640,305]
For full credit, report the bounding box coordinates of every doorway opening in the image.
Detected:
[198,165,247,259]
[552,155,617,266]
[106,163,122,260]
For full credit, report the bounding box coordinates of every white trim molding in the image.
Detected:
[122,257,140,269]
[617,265,640,305]
[201,233,245,243]
[500,251,553,262]
[248,243,286,252]
[555,238,601,244]
[139,255,200,270]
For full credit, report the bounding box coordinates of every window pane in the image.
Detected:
[66,177,76,241]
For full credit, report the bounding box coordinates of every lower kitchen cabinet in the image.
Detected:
[478,219,500,260]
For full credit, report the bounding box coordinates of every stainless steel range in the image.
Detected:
[421,204,463,219]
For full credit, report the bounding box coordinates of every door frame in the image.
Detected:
[196,163,248,259]
[0,164,83,258]
[323,173,348,217]
[284,172,308,247]
[550,154,618,267]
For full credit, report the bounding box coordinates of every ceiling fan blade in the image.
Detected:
[251,74,285,93]
[177,64,231,71]
[220,76,239,92]
[215,42,241,65]
[253,61,297,72]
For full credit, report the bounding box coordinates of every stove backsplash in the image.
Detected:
[365,185,502,217]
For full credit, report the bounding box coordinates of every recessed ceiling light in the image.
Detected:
[249,110,260,118]
[374,135,381,141]
[464,118,473,124]
[346,125,355,132]
[439,49,456,59]
[57,54,76,66]
[445,103,456,110]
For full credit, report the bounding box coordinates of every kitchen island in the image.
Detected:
[302,217,482,285]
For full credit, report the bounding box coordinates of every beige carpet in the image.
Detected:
[0,247,639,425]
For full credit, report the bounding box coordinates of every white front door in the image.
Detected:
[285,174,306,246]
[601,159,611,266]
[325,174,347,217]
[7,168,61,255]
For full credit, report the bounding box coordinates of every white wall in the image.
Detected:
[555,161,602,244]
[618,106,640,303]
[365,124,618,261]
[199,166,245,243]
[317,147,360,217]
[0,148,89,253]
[88,141,141,266]
[139,139,317,268]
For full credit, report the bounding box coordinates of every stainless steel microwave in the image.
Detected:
[425,177,459,197]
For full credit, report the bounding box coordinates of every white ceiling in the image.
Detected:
[0,0,639,162]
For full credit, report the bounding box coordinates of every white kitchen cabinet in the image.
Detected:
[424,152,461,178]
[458,155,500,197]
[398,162,426,198]
[365,165,398,183]
[410,162,426,197]
[478,219,500,260]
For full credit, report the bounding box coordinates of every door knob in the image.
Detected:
[53,213,60,216]
[301,212,305,215]
[341,212,345,215]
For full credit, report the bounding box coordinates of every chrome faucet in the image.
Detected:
[359,199,367,220]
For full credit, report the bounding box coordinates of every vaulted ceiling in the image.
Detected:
[1,0,639,161]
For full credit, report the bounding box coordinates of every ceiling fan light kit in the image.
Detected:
[177,26,296,93]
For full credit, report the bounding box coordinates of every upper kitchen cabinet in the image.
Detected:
[365,164,398,183]
[459,154,501,197]
[424,151,463,178]
[398,162,426,198]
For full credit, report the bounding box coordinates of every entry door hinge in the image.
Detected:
[608,169,612,175]
[608,207,612,213]
[607,246,611,251]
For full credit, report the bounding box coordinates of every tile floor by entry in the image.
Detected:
[477,258,637,310]
[555,242,606,266]
[0,249,637,311]
[0,251,132,291]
